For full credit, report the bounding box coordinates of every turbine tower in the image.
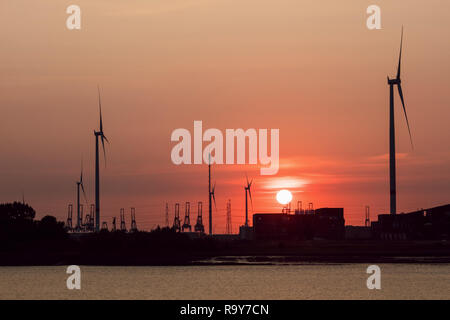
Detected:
[208,154,216,235]
[387,27,413,215]
[76,160,87,230]
[244,175,253,227]
[94,86,109,231]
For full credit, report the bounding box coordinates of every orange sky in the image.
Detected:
[1,0,449,232]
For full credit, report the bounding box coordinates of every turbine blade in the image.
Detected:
[248,187,253,211]
[212,183,217,209]
[397,26,403,79]
[101,135,107,166]
[397,84,414,149]
[80,183,88,204]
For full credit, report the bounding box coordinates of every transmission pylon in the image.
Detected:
[165,203,169,227]
[226,199,232,234]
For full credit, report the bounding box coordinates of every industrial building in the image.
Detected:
[252,208,345,241]
[344,226,372,240]
[371,204,450,240]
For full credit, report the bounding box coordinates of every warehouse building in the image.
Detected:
[371,204,450,240]
[253,208,345,241]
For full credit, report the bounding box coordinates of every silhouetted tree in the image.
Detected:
[0,202,37,247]
[37,215,66,240]
[0,203,69,251]
[0,202,35,222]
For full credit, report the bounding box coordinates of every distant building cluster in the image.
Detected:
[239,204,450,242]
[251,208,345,241]
[371,204,450,240]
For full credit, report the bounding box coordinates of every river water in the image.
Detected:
[1,263,449,299]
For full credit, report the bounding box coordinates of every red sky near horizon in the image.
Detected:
[1,0,449,232]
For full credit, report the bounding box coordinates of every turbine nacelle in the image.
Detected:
[387,77,401,85]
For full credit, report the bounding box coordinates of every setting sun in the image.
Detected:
[276,189,293,205]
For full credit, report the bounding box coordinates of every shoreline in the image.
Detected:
[1,239,450,266]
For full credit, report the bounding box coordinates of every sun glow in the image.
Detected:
[276,189,292,205]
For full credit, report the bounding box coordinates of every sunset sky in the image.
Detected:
[1,0,449,232]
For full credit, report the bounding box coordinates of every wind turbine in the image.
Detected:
[76,160,87,230]
[387,27,413,215]
[208,154,216,235]
[94,86,109,231]
[244,175,253,227]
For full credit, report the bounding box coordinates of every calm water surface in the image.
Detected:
[1,263,449,299]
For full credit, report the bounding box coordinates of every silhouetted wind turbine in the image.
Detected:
[94,86,109,231]
[76,160,87,230]
[387,27,413,215]
[244,174,253,227]
[208,154,216,235]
